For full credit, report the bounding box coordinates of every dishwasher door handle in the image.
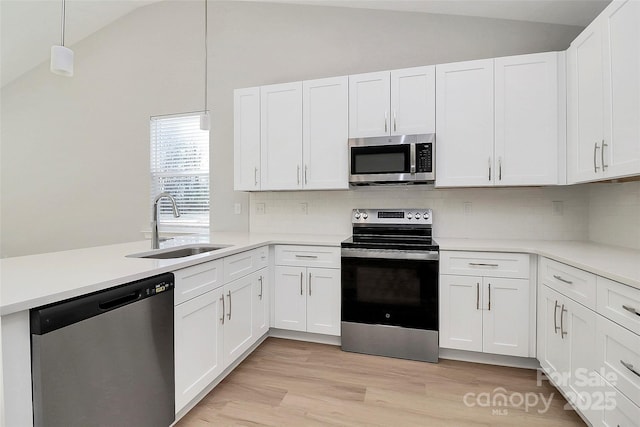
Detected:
[98,291,141,311]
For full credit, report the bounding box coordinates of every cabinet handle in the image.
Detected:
[393,111,397,132]
[498,157,502,181]
[488,283,491,311]
[553,274,573,285]
[554,300,560,334]
[300,272,303,295]
[304,165,308,185]
[309,272,312,296]
[384,111,388,133]
[560,304,567,338]
[258,276,263,300]
[601,140,608,171]
[295,254,318,259]
[227,290,232,320]
[488,157,492,181]
[620,360,640,378]
[297,165,300,185]
[594,142,600,173]
[220,295,225,325]
[476,283,480,310]
[469,262,499,268]
[254,167,258,186]
[623,305,640,317]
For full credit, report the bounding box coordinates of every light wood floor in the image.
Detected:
[177,338,585,426]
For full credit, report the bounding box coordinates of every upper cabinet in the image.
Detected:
[436,52,563,187]
[567,0,640,183]
[349,66,435,138]
[234,87,261,191]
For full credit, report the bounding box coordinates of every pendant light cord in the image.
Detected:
[204,0,208,113]
[61,0,66,46]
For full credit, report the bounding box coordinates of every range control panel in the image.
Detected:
[352,208,433,224]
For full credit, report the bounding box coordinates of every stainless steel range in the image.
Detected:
[341,208,439,363]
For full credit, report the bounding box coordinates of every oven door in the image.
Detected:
[341,248,438,331]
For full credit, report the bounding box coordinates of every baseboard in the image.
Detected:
[269,328,341,346]
[439,348,540,370]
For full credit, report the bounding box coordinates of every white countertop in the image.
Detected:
[2,233,639,316]
[0,232,347,316]
[437,238,640,290]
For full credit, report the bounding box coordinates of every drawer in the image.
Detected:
[596,316,640,408]
[597,276,640,336]
[173,259,224,305]
[439,251,529,279]
[223,248,267,283]
[274,245,340,269]
[539,257,597,309]
[601,381,640,427]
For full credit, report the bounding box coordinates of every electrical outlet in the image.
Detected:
[552,201,564,216]
[299,202,308,215]
[234,203,242,214]
[255,203,266,215]
[463,202,473,215]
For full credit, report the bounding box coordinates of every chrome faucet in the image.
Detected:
[152,192,180,249]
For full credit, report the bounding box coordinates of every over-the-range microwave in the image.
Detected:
[348,133,435,185]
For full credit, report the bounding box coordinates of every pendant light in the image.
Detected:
[51,0,74,76]
[200,0,210,130]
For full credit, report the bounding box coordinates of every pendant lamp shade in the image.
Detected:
[51,45,74,76]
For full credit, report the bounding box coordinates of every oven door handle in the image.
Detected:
[341,248,439,261]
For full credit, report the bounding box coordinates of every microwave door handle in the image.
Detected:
[410,144,416,174]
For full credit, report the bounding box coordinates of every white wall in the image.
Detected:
[1,0,586,257]
[588,181,640,250]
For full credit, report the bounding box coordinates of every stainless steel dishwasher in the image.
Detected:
[30,273,175,427]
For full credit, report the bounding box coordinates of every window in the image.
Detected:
[150,113,210,230]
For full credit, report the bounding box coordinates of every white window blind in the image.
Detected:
[150,113,210,229]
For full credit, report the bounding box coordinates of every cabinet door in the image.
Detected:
[234,87,261,191]
[602,0,640,179]
[494,52,560,186]
[252,269,269,338]
[260,82,303,190]
[390,66,435,135]
[348,71,390,138]
[174,287,224,412]
[567,21,605,183]
[482,278,530,357]
[306,267,341,336]
[222,274,255,367]
[274,266,307,332]
[538,286,569,377]
[302,76,349,190]
[435,59,494,187]
[439,274,483,352]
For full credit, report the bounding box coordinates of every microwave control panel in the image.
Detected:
[416,143,433,173]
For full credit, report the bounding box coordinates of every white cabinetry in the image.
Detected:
[349,66,435,138]
[234,87,261,191]
[568,0,640,183]
[173,246,269,413]
[537,256,640,426]
[439,251,532,357]
[302,76,349,190]
[273,245,341,336]
[260,82,303,190]
[436,52,562,187]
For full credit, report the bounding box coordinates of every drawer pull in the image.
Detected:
[468,263,499,267]
[622,305,640,317]
[553,275,573,285]
[620,360,640,378]
[295,254,318,259]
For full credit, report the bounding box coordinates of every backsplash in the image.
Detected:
[588,181,640,250]
[249,185,590,241]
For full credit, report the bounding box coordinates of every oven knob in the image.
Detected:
[415,213,421,219]
[423,212,430,219]
[355,213,361,219]
[362,213,368,219]
[406,213,412,219]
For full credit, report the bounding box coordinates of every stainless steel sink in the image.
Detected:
[127,244,231,259]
